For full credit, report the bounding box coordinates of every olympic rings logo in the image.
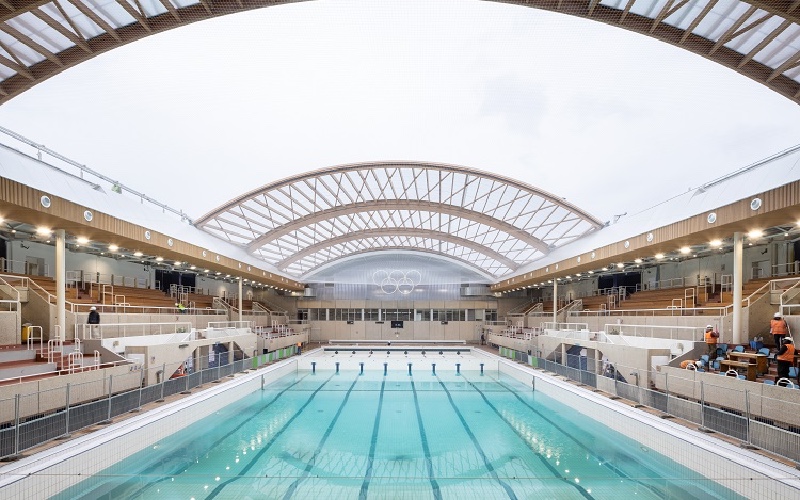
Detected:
[373,270,422,295]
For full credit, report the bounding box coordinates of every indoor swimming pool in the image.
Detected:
[55,368,741,499]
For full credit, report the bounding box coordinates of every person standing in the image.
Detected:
[704,325,718,357]
[87,306,100,339]
[777,337,796,384]
[771,312,790,349]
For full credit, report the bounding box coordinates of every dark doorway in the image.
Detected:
[155,270,197,294]
[597,272,642,295]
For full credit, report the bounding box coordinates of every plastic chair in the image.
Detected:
[713,357,723,371]
[764,380,775,385]
[790,367,798,378]
[733,345,744,353]
[700,355,709,366]
[737,375,746,380]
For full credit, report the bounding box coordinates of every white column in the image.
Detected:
[55,229,66,340]
[238,278,243,323]
[553,279,558,326]
[733,232,743,345]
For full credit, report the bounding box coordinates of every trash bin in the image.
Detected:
[21,323,32,342]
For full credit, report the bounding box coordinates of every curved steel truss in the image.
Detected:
[0,1,798,104]
[196,161,602,279]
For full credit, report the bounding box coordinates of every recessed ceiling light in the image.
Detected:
[680,246,691,254]
[190,265,196,270]
[174,261,181,266]
[616,263,624,268]
[588,271,594,275]
[155,256,164,262]
[134,251,143,257]
[76,237,89,244]
[748,229,763,239]
[109,244,119,252]
[655,253,664,260]
[36,227,50,235]
[709,239,722,248]
[634,258,642,264]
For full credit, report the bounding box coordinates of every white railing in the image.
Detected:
[603,323,706,342]
[780,279,800,316]
[46,338,63,363]
[773,261,800,278]
[26,325,44,351]
[541,322,589,332]
[67,351,83,373]
[78,322,194,340]
[207,320,252,330]
[0,257,51,277]
[570,306,727,318]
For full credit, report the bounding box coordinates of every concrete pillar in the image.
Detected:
[553,279,558,326]
[595,349,602,374]
[733,232,743,345]
[55,229,65,340]
[561,342,567,366]
[238,278,243,323]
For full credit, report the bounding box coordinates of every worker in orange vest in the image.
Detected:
[777,336,796,384]
[704,325,719,357]
[771,311,790,349]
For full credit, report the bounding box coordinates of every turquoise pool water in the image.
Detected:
[59,370,741,499]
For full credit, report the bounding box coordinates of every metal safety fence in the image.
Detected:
[499,348,800,464]
[0,345,299,460]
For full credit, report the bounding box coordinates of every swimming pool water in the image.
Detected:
[59,369,742,499]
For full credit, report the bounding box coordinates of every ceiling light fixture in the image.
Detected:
[655,253,664,259]
[133,251,143,257]
[109,244,119,252]
[76,237,89,245]
[36,227,50,235]
[680,246,691,254]
[748,229,763,239]
[709,239,722,248]
[155,257,164,262]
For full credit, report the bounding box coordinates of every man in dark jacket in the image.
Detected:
[88,306,100,338]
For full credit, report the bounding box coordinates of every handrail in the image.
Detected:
[67,351,83,373]
[0,275,21,302]
[26,325,44,351]
[79,321,194,340]
[47,338,63,364]
[780,280,800,315]
[569,306,727,317]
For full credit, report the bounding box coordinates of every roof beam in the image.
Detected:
[275,228,520,271]
[63,0,121,41]
[29,7,91,52]
[114,0,151,32]
[737,18,792,68]
[297,247,500,281]
[159,0,181,22]
[679,0,718,44]
[0,23,63,66]
[244,199,551,254]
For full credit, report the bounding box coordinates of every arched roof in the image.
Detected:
[0,0,798,104]
[195,161,603,279]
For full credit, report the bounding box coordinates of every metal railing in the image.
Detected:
[499,349,800,463]
[602,323,706,341]
[0,346,301,460]
[78,322,194,340]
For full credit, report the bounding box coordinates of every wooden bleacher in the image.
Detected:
[580,295,612,311]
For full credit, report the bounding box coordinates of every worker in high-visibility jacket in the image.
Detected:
[771,311,790,349]
[704,325,719,357]
[777,336,796,383]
